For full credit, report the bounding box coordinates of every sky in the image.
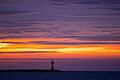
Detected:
[0,0,120,71]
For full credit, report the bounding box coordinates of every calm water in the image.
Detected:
[0,71,120,80]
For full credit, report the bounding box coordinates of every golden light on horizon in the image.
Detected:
[0,43,9,48]
[0,41,120,59]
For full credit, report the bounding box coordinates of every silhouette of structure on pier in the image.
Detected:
[51,60,55,71]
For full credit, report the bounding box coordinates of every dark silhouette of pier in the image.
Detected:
[0,60,61,72]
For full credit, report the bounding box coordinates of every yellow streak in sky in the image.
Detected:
[0,38,120,58]
[0,43,9,48]
[0,44,119,54]
[56,47,104,53]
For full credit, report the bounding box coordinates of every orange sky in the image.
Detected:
[0,38,120,59]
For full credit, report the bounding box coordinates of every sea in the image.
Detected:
[0,71,120,80]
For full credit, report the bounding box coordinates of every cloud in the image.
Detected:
[92,26,120,36]
[71,0,120,5]
[0,9,28,15]
[0,0,120,43]
[30,41,120,45]
[51,0,120,12]
[0,51,56,54]
[0,41,24,44]
[51,0,120,5]
[0,24,120,42]
[55,35,120,41]
[1,40,120,45]
[93,26,120,29]
[90,5,120,12]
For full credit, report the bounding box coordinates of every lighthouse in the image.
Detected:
[51,60,55,71]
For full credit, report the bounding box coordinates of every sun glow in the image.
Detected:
[0,43,9,48]
[0,38,120,59]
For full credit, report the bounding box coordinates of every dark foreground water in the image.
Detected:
[0,71,120,80]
